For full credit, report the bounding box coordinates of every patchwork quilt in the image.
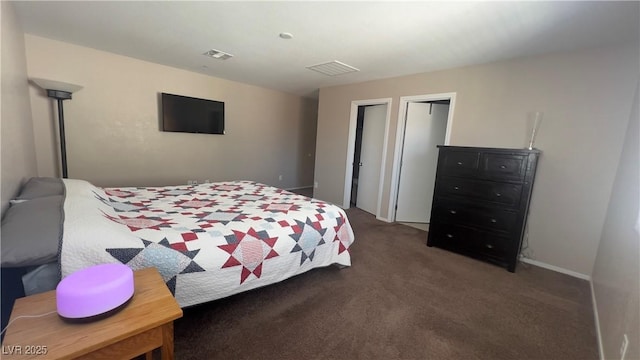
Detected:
[60,179,354,307]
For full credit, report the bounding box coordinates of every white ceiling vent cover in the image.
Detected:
[306,60,360,76]
[203,49,233,60]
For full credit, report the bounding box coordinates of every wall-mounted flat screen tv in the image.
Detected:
[161,93,225,135]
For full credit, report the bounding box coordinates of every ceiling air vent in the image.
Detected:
[306,60,359,76]
[203,49,233,60]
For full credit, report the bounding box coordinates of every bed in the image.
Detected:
[1,177,355,307]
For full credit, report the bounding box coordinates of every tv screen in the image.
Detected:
[161,93,225,134]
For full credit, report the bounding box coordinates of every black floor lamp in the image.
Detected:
[32,78,82,179]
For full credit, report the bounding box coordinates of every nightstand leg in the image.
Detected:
[161,322,175,360]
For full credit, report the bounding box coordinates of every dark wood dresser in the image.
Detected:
[427,146,540,272]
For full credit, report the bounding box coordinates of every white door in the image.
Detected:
[356,104,386,215]
[395,102,449,223]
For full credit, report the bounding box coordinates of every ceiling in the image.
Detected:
[13,1,640,98]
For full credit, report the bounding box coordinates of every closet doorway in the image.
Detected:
[389,93,456,225]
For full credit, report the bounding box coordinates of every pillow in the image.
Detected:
[14,177,64,201]
[1,195,63,267]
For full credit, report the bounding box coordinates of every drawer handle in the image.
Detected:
[499,165,506,169]
[457,161,463,165]
[446,233,454,238]
[485,244,494,249]
[495,193,502,197]
[449,210,457,214]
[490,218,497,223]
[453,186,460,190]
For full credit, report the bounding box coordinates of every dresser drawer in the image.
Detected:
[437,177,523,208]
[428,223,510,262]
[439,150,480,177]
[480,153,528,182]
[431,201,518,234]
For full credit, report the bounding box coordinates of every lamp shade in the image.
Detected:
[31,78,83,94]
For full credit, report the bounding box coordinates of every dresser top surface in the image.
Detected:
[437,145,541,154]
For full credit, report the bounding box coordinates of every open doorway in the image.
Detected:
[343,98,392,219]
[389,93,456,225]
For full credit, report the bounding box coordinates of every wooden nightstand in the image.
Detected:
[2,267,182,359]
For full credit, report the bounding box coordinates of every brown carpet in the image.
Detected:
[174,208,598,360]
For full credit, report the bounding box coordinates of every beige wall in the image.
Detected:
[24,35,317,189]
[1,1,37,216]
[315,43,639,276]
[298,97,318,187]
[592,81,639,360]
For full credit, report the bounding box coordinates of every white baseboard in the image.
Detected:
[519,257,591,281]
[285,185,313,191]
[376,215,392,223]
[590,280,605,360]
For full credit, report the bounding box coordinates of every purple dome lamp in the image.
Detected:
[56,263,135,322]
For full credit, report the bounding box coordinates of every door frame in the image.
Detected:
[388,92,456,222]
[343,98,393,220]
